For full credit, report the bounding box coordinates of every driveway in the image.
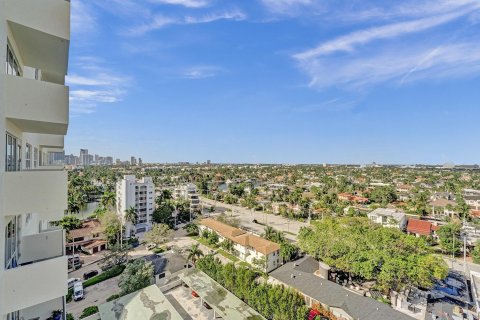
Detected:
[66,276,121,319]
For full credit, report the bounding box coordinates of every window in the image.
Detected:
[5,133,21,171]
[6,41,21,76]
[33,147,38,168]
[25,143,32,169]
[5,216,18,269]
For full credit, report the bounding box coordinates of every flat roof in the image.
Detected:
[179,268,265,320]
[98,284,183,320]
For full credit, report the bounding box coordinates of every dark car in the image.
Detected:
[203,302,212,309]
[83,270,99,280]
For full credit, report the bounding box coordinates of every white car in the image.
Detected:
[67,278,82,289]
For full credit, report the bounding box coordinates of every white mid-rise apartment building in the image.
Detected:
[173,183,200,212]
[116,175,155,236]
[0,0,70,319]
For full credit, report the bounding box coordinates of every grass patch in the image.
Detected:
[80,306,99,319]
[83,264,125,288]
[152,247,165,254]
[237,261,251,268]
[217,249,239,262]
[196,237,219,249]
[106,293,120,302]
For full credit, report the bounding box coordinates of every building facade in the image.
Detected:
[116,175,155,236]
[173,183,200,212]
[0,0,70,319]
[198,218,281,272]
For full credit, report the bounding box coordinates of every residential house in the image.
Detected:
[465,195,480,210]
[67,219,107,254]
[368,208,407,230]
[199,218,281,272]
[338,192,369,204]
[428,198,457,217]
[406,219,439,238]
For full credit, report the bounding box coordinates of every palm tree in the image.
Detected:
[100,191,116,210]
[263,226,275,241]
[186,243,203,266]
[125,206,138,225]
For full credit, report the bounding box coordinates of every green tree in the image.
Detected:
[280,242,298,263]
[124,206,137,225]
[100,211,122,245]
[472,240,480,264]
[184,223,199,236]
[186,243,204,265]
[54,215,82,233]
[99,243,129,269]
[144,224,173,247]
[100,191,116,210]
[437,222,462,256]
[118,259,153,295]
[220,239,234,253]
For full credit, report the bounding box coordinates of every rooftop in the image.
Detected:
[98,284,183,320]
[179,268,265,320]
[270,256,413,320]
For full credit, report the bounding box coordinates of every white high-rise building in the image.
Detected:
[174,183,201,212]
[116,175,155,236]
[79,148,89,166]
[0,0,70,319]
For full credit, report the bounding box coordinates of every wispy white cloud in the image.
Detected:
[260,0,317,15]
[127,9,246,35]
[149,0,210,8]
[70,0,97,36]
[181,65,222,79]
[294,7,477,60]
[298,42,480,90]
[292,1,480,90]
[67,57,131,114]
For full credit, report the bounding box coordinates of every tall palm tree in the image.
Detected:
[263,226,275,241]
[100,191,116,210]
[125,206,138,225]
[186,243,203,266]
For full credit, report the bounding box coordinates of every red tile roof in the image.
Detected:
[407,219,436,236]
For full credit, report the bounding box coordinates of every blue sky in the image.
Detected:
[65,0,480,164]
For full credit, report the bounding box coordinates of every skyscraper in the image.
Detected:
[0,0,71,318]
[80,148,89,166]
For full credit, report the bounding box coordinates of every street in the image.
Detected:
[201,197,309,241]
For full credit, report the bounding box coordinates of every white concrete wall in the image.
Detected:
[0,0,7,316]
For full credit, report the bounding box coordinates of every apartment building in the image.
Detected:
[116,175,155,236]
[0,0,70,319]
[173,183,200,212]
[198,218,281,272]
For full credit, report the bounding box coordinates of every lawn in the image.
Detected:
[217,249,239,262]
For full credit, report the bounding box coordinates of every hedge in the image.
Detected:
[79,306,99,319]
[106,293,120,302]
[83,264,126,288]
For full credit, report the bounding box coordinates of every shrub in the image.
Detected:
[66,314,74,320]
[83,264,126,287]
[80,306,99,318]
[106,293,120,302]
[152,247,164,254]
[66,288,73,303]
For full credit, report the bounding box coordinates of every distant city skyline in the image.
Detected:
[66,0,480,164]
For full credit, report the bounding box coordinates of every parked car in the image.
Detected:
[67,278,82,289]
[191,291,199,298]
[203,302,212,309]
[146,242,157,250]
[73,282,84,301]
[83,270,99,280]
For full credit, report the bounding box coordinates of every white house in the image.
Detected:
[368,208,407,230]
[116,175,155,236]
[199,218,281,272]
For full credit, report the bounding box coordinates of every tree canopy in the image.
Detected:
[298,217,448,292]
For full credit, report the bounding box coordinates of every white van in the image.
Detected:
[68,278,81,289]
[73,282,84,301]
